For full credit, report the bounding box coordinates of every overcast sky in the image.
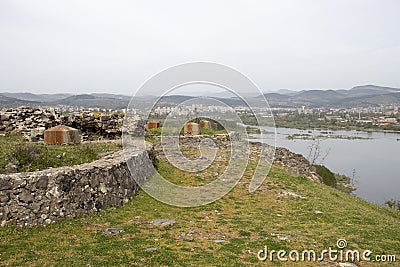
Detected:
[0,0,399,95]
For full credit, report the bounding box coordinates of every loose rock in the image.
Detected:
[150,218,177,227]
[103,228,124,235]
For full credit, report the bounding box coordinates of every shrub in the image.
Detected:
[314,164,337,187]
[12,142,42,172]
[93,111,101,119]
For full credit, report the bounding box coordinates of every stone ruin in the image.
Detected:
[0,106,125,141]
[199,119,211,129]
[0,149,155,227]
[145,120,160,130]
[0,106,324,227]
[184,122,200,135]
[0,111,155,227]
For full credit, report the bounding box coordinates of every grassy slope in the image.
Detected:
[0,135,121,173]
[0,153,399,266]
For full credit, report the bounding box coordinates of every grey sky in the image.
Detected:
[0,0,399,95]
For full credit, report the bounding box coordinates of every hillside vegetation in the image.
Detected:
[0,144,398,266]
[0,135,121,174]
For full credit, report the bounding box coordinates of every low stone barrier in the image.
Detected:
[0,148,155,227]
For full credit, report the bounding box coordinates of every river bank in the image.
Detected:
[275,120,400,134]
[253,126,400,205]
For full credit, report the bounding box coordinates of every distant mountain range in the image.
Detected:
[263,85,400,108]
[0,93,130,109]
[0,94,40,107]
[1,85,400,109]
[0,92,72,102]
[55,94,129,109]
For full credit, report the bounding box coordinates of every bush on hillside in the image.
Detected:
[314,164,337,187]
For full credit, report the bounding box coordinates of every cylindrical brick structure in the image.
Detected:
[184,122,200,136]
[146,120,160,130]
[200,119,211,129]
[44,125,81,145]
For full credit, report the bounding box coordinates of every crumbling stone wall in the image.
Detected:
[0,107,127,141]
[61,111,125,140]
[0,149,155,227]
[270,146,322,183]
[0,107,58,141]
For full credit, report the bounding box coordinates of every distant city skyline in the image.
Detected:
[1,0,399,95]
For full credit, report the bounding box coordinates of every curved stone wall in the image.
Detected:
[0,149,154,227]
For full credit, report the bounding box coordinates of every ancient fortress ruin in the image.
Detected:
[0,107,322,227]
[0,107,154,227]
[0,106,124,141]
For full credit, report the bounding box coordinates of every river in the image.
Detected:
[250,127,400,205]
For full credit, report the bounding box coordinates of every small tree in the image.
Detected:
[385,200,396,209]
[350,168,358,188]
[385,200,400,211]
[306,138,331,165]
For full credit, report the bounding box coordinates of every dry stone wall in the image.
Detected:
[0,148,155,227]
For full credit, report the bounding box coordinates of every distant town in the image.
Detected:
[1,84,400,133]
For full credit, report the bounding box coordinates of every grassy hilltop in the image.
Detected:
[0,140,399,266]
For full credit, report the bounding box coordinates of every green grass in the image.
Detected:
[0,135,121,173]
[0,143,399,266]
[199,128,227,135]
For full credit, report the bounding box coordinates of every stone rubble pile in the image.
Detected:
[60,111,124,140]
[0,107,126,141]
[270,146,322,183]
[0,107,58,141]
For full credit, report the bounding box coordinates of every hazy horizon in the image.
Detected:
[1,83,399,97]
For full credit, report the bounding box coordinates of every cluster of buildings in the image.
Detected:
[151,104,233,117]
[272,104,400,126]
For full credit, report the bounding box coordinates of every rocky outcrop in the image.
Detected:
[0,149,155,227]
[272,146,322,183]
